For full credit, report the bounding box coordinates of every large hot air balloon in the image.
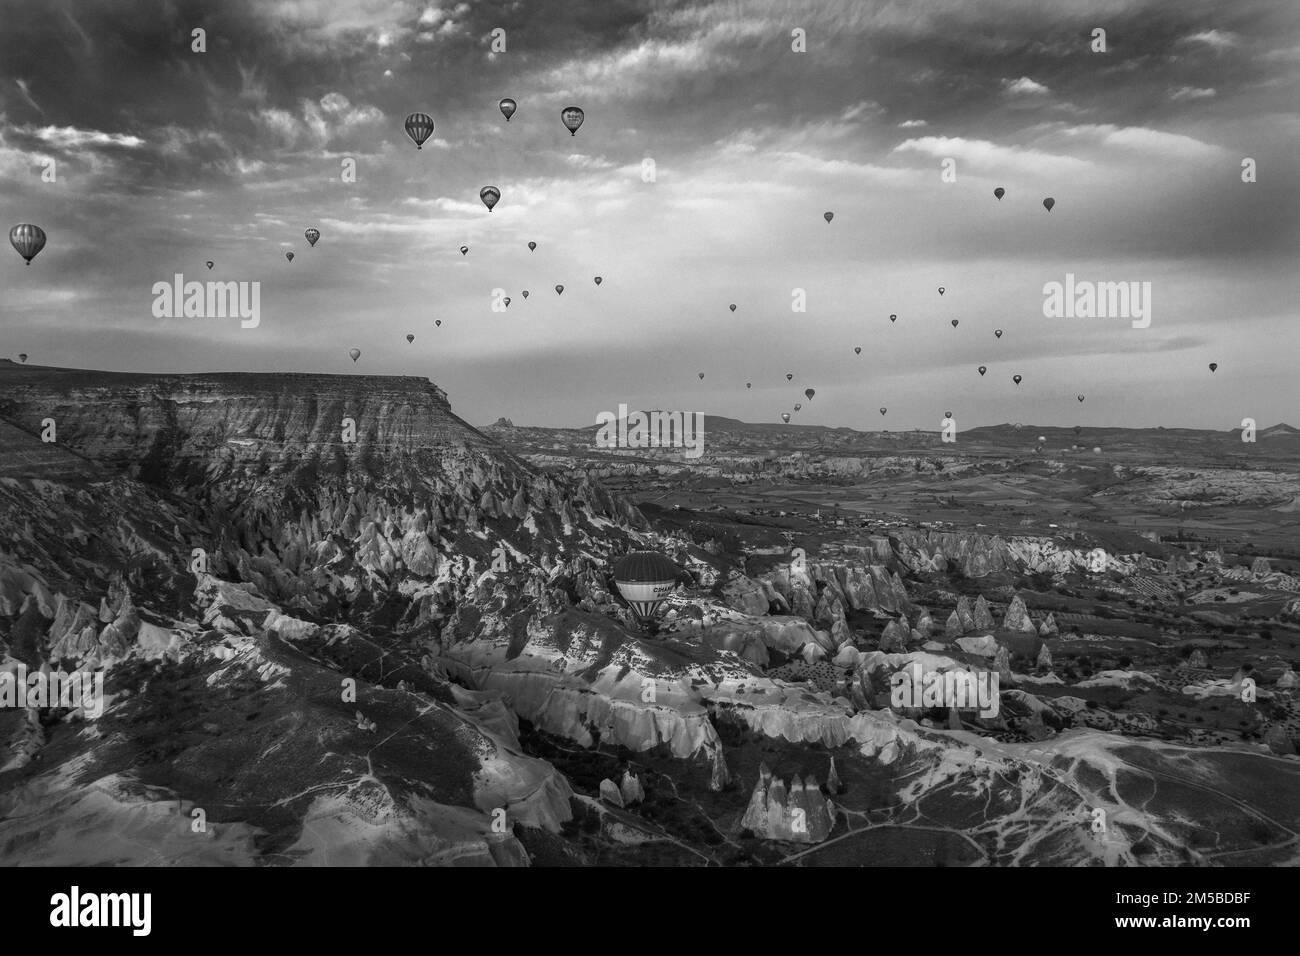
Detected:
[951,319,959,328]
[1043,197,1055,212]
[782,412,791,423]
[499,97,517,121]
[528,241,536,251]
[594,276,602,285]
[1209,363,1218,372]
[889,314,897,323]
[855,347,862,355]
[1013,374,1022,385]
[786,373,793,382]
[406,334,415,343]
[994,329,1003,338]
[824,211,834,223]
[460,245,469,255]
[285,251,294,262]
[349,348,361,362]
[480,186,500,212]
[994,187,1005,201]
[612,551,680,628]
[561,106,585,136]
[305,228,320,247]
[804,388,815,401]
[10,224,46,265]
[978,366,987,376]
[404,112,435,149]
[206,261,214,270]
[555,284,564,295]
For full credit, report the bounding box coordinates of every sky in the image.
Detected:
[1,0,1297,431]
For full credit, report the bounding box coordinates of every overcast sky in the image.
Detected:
[1,0,1297,430]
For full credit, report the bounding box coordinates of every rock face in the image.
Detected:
[739,763,834,843]
[1263,725,1295,756]
[972,595,995,630]
[1038,612,1059,636]
[1187,649,1209,669]
[1002,595,1036,633]
[1036,644,1054,670]
[1278,668,1298,689]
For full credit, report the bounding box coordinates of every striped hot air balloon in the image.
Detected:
[10,224,46,265]
[612,551,681,627]
[404,112,435,149]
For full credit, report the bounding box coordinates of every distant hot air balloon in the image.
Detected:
[879,407,887,416]
[594,276,602,285]
[305,228,320,247]
[951,319,959,328]
[521,290,529,298]
[1074,426,1082,435]
[504,297,511,307]
[435,320,442,327]
[555,284,564,295]
[794,403,802,412]
[406,334,414,343]
[698,372,705,380]
[499,97,517,121]
[285,251,294,262]
[1014,422,1023,431]
[1209,363,1218,372]
[18,353,27,363]
[1043,197,1055,212]
[782,413,791,423]
[786,373,793,382]
[1077,394,1085,402]
[349,348,361,362]
[1013,374,1022,385]
[404,112,435,149]
[528,241,536,251]
[978,366,987,376]
[994,187,1005,200]
[612,551,680,627]
[938,287,945,295]
[824,211,834,223]
[944,411,952,420]
[889,314,897,323]
[855,347,862,355]
[10,224,46,265]
[804,388,815,401]
[561,106,585,136]
[1038,435,1046,443]
[994,329,1003,338]
[746,382,752,389]
[460,245,469,255]
[480,186,500,212]
[729,304,737,312]
[206,261,214,270]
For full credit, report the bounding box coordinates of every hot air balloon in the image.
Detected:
[994,329,1003,338]
[855,347,862,355]
[938,287,945,295]
[404,112,435,149]
[994,187,1005,201]
[746,382,752,389]
[879,407,887,416]
[1077,395,1085,402]
[889,314,897,323]
[435,320,442,327]
[305,228,320,247]
[555,284,564,295]
[460,245,469,255]
[698,372,705,380]
[794,403,802,412]
[285,251,294,262]
[729,304,737,312]
[406,334,415,343]
[1209,363,1218,372]
[1013,374,1022,385]
[10,224,46,265]
[1014,423,1023,431]
[480,186,500,212]
[612,551,680,628]
[499,97,517,121]
[18,353,27,363]
[528,241,536,251]
[782,413,791,423]
[594,276,602,285]
[1074,426,1082,435]
[951,319,959,328]
[804,388,815,401]
[1043,197,1055,212]
[504,297,511,307]
[786,373,793,382]
[349,348,361,362]
[206,261,214,270]
[978,366,987,376]
[561,106,585,136]
[521,290,529,298]
[824,211,834,223]
[944,411,952,420]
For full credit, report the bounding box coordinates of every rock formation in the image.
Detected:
[739,763,834,843]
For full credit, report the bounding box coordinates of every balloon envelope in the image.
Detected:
[18,353,27,363]
[782,413,791,423]
[824,211,833,223]
[349,349,361,362]
[994,329,1003,338]
[561,106,585,135]
[479,186,500,211]
[1043,197,1055,211]
[521,291,529,298]
[404,112,435,149]
[528,241,536,251]
[951,319,959,327]
[889,314,897,322]
[746,382,752,388]
[794,404,801,411]
[1013,375,1022,384]
[978,366,986,375]
[504,297,511,307]
[460,246,469,255]
[285,251,294,261]
[855,347,861,355]
[499,97,517,121]
[594,276,602,285]
[938,287,945,295]
[698,372,704,380]
[612,551,680,624]
[10,224,46,264]
[406,334,414,343]
[879,408,887,415]
[555,285,564,295]
[729,304,736,312]
[305,228,320,247]
[804,388,815,401]
[206,261,214,270]
[786,373,793,381]
[435,320,442,326]
[994,187,1005,200]
[1209,363,1218,372]
[1078,395,1085,402]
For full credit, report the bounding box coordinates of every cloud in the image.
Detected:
[1182,30,1240,50]
[898,119,928,129]
[29,126,144,149]
[1002,76,1050,96]
[893,135,1090,176]
[1169,86,1216,101]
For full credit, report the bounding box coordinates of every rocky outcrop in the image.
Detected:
[739,763,834,843]
[1003,595,1037,633]
[972,595,995,630]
